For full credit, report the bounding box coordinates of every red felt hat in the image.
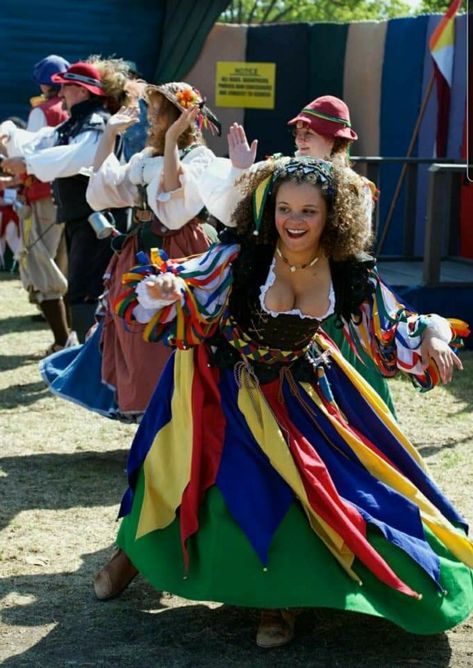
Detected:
[288,95,358,142]
[51,62,105,97]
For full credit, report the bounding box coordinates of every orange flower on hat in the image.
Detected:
[175,87,201,109]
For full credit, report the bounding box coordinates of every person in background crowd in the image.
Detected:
[41,82,220,426]
[0,118,26,271]
[0,61,129,342]
[16,55,72,353]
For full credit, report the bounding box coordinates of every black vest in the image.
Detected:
[52,99,109,223]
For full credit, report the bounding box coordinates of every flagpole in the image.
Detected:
[376,71,435,256]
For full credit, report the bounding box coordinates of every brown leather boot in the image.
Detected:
[93,548,138,601]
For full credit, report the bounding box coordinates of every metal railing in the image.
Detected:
[423,163,470,286]
[351,157,470,286]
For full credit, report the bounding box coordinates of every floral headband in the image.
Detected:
[148,82,222,136]
[252,157,335,235]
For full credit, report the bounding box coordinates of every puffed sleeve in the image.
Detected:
[0,120,56,156]
[114,242,240,347]
[25,130,102,182]
[343,267,467,391]
[144,146,215,229]
[27,107,48,132]
[196,157,244,226]
[360,177,378,245]
[198,158,268,227]
[86,152,138,211]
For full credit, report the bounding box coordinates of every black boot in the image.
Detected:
[70,303,97,343]
[40,298,69,347]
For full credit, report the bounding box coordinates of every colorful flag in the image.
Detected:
[429,0,463,156]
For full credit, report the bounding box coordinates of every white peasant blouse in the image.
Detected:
[86,145,214,230]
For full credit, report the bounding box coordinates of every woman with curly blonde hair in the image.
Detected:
[101,156,471,647]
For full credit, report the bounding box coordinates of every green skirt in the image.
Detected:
[118,475,473,635]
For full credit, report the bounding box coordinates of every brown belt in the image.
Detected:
[133,208,180,237]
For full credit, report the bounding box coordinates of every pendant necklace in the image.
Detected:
[276,246,320,273]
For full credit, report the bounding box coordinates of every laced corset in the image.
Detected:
[205,255,334,385]
[228,257,334,351]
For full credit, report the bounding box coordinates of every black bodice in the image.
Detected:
[234,294,320,350]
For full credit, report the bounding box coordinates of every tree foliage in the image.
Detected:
[219,0,462,24]
[418,0,462,12]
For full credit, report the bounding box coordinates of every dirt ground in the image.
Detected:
[1,274,473,667]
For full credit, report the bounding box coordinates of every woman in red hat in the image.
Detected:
[0,60,131,344]
[286,97,390,411]
[287,94,358,164]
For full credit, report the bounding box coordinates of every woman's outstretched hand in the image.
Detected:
[165,106,200,144]
[420,334,463,384]
[107,105,141,134]
[145,273,182,302]
[228,123,258,169]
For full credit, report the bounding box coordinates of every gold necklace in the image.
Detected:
[276,246,320,273]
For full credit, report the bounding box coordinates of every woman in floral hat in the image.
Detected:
[41,81,223,601]
[41,82,220,422]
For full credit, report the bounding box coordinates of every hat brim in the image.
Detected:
[145,84,188,112]
[288,113,357,142]
[51,73,106,97]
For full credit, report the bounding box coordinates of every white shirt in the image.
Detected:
[27,107,48,132]
[86,145,214,230]
[0,119,103,183]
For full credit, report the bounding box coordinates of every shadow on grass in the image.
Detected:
[0,353,42,373]
[0,313,48,335]
[0,552,453,668]
[441,351,473,413]
[416,433,473,458]
[0,381,50,409]
[0,449,128,531]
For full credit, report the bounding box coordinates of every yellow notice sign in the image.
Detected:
[215,61,276,109]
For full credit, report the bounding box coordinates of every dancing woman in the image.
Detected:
[100,157,471,645]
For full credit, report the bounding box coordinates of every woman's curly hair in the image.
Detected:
[86,56,131,113]
[144,87,204,156]
[231,157,373,261]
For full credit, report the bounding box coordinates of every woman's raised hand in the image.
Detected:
[228,123,258,169]
[145,273,182,302]
[165,106,200,144]
[107,105,141,134]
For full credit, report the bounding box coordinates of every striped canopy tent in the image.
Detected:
[184,13,469,257]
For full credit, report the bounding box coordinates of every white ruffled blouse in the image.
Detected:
[86,145,214,230]
[259,257,335,320]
